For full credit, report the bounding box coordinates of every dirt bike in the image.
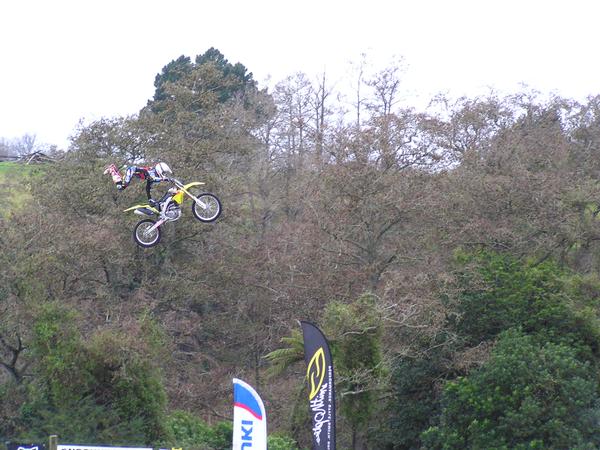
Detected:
[124,178,221,248]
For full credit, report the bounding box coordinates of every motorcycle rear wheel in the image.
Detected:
[133,219,161,247]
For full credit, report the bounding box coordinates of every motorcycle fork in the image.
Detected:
[180,187,207,209]
[147,219,165,234]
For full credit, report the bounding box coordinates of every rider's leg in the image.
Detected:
[104,164,123,188]
[123,166,136,187]
[160,197,172,215]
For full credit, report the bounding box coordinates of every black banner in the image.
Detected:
[301,321,336,450]
[7,444,46,450]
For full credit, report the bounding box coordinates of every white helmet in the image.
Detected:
[154,162,172,178]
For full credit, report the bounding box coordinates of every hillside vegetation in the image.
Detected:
[0,162,39,215]
[2,48,600,449]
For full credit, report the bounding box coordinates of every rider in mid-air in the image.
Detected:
[104,162,173,208]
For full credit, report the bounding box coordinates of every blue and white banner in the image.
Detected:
[233,378,267,450]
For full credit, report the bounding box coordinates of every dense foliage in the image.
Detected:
[423,330,600,449]
[2,47,600,449]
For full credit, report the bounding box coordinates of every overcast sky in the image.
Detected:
[1,0,599,149]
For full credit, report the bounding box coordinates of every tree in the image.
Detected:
[325,294,384,449]
[446,251,600,361]
[424,94,600,274]
[21,302,170,444]
[148,47,257,115]
[422,329,600,449]
[312,71,334,163]
[270,73,316,170]
[420,93,514,165]
[0,134,41,157]
[194,47,255,102]
[151,55,193,106]
[14,134,37,156]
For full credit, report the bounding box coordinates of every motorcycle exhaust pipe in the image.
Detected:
[134,208,153,216]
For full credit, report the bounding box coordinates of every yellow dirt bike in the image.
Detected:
[124,178,221,248]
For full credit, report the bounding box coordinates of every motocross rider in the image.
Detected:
[104,162,173,209]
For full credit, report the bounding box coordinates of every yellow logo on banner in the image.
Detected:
[306,347,326,400]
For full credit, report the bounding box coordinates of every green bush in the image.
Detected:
[384,251,600,449]
[448,251,600,360]
[164,411,300,450]
[19,304,169,444]
[382,355,445,449]
[422,329,600,449]
[164,411,231,450]
[267,433,301,450]
[18,395,147,444]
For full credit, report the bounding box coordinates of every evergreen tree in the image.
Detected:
[423,330,600,449]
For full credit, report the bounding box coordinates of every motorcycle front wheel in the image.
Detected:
[133,219,161,247]
[192,193,222,223]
